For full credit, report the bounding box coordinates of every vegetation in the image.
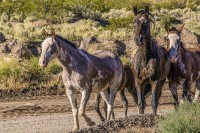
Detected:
[0,57,62,89]
[157,102,200,133]
[0,0,200,89]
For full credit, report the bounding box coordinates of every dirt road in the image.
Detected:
[0,91,177,133]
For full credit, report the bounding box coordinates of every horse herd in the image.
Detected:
[38,6,200,131]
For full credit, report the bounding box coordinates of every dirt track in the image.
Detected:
[0,90,181,133]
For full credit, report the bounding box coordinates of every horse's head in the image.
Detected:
[39,29,58,67]
[133,6,154,46]
[165,24,184,63]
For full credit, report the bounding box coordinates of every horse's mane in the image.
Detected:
[179,42,186,50]
[56,35,77,49]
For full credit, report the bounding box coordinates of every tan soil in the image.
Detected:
[0,90,185,133]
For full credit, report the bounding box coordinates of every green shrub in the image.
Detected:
[0,57,62,89]
[157,102,200,133]
[106,14,133,30]
[160,15,177,26]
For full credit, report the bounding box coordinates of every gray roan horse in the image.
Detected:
[165,24,200,105]
[132,6,170,115]
[39,29,124,131]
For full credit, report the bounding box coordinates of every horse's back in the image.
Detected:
[93,50,124,88]
[92,50,117,59]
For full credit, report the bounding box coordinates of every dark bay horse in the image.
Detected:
[132,6,170,114]
[165,25,200,105]
[94,65,138,122]
[39,29,124,131]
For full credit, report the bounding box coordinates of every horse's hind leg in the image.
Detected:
[94,93,105,122]
[101,88,117,120]
[66,88,79,131]
[119,89,128,117]
[79,90,96,126]
[103,100,115,120]
[194,79,200,102]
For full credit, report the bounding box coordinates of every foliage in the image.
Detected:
[0,0,199,23]
[156,102,200,133]
[160,15,177,26]
[0,57,62,89]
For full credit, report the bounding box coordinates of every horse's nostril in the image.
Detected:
[140,37,143,42]
[43,60,46,65]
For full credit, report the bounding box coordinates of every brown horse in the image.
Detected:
[94,65,138,121]
[132,6,170,115]
[165,24,200,105]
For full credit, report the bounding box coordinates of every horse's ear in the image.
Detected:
[42,29,48,38]
[133,6,138,15]
[51,28,56,38]
[178,23,185,32]
[165,24,170,33]
[145,6,149,13]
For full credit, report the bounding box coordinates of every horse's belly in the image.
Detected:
[92,83,109,93]
[91,77,110,93]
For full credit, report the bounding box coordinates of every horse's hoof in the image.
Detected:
[72,127,79,132]
[88,121,96,126]
[100,118,105,122]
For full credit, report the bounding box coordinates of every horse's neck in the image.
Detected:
[146,34,155,61]
[139,32,155,64]
[57,42,87,74]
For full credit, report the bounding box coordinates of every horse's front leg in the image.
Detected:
[79,89,96,126]
[135,80,146,114]
[194,78,200,102]
[151,79,165,115]
[169,81,179,108]
[182,80,192,102]
[66,88,79,131]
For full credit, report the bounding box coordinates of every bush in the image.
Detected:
[0,57,62,89]
[157,102,200,133]
[160,15,177,26]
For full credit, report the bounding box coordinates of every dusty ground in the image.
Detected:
[0,90,179,133]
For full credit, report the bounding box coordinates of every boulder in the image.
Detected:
[181,28,200,48]
[80,36,99,50]
[11,44,33,59]
[114,40,126,56]
[0,44,10,55]
[0,32,5,43]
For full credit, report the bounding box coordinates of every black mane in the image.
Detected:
[56,35,77,49]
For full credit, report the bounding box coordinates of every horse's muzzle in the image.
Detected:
[39,58,47,68]
[134,36,144,46]
[169,55,177,63]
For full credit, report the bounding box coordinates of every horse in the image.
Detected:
[132,6,170,115]
[39,29,124,131]
[165,24,200,105]
[94,65,138,122]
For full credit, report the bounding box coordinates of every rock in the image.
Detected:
[0,44,10,54]
[0,32,5,43]
[181,28,200,48]
[114,40,126,56]
[12,44,33,59]
[80,36,99,50]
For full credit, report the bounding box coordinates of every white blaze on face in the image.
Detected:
[140,16,145,21]
[168,33,180,49]
[39,37,57,67]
